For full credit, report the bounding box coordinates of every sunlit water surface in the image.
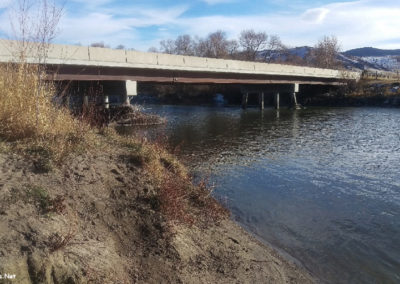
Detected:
[119,106,400,283]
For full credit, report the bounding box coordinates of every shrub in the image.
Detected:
[47,225,76,252]
[26,185,66,214]
[26,185,51,213]
[158,172,194,225]
[0,63,92,162]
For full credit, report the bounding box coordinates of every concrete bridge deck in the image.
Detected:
[0,40,360,85]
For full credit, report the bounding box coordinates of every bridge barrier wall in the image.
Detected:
[126,50,158,66]
[89,47,126,63]
[157,53,188,67]
[48,44,90,62]
[188,56,208,68]
[0,39,361,81]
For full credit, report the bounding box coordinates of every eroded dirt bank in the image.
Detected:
[0,142,313,283]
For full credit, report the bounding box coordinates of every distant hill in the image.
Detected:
[258,46,400,72]
[343,47,400,57]
[283,46,312,58]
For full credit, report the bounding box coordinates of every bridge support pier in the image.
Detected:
[65,96,70,108]
[123,80,137,105]
[292,93,302,110]
[292,83,301,110]
[242,92,248,109]
[274,93,280,110]
[83,95,89,107]
[259,92,264,110]
[104,95,110,109]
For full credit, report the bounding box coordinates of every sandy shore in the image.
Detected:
[0,145,314,283]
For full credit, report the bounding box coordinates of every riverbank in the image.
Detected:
[0,131,313,283]
[303,79,400,107]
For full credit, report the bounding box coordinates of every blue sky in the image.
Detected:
[0,0,399,51]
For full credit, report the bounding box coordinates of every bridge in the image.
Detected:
[0,39,360,109]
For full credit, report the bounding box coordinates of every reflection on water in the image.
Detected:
[119,105,400,283]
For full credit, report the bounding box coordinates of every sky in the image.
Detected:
[0,0,399,51]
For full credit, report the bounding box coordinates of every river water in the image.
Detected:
[120,105,400,283]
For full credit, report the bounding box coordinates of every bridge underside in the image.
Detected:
[47,65,345,86]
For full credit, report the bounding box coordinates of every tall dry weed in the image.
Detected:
[0,63,91,162]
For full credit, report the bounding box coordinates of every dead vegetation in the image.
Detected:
[0,63,94,164]
[110,105,166,126]
[100,127,229,227]
[47,225,77,253]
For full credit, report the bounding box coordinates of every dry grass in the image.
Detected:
[100,128,228,225]
[0,63,93,163]
[158,172,194,225]
[157,169,229,226]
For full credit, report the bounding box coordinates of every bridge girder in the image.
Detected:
[47,65,345,86]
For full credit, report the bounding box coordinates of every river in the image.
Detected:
[119,105,400,283]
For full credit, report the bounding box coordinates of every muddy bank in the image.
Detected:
[0,139,313,283]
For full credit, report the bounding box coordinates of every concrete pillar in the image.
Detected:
[294,83,299,93]
[292,92,298,105]
[292,83,301,110]
[104,95,109,109]
[123,80,137,106]
[274,93,280,110]
[242,92,248,109]
[65,96,70,109]
[259,92,264,110]
[292,93,302,110]
[291,93,298,109]
[83,96,89,107]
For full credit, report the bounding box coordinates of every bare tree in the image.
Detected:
[159,39,175,54]
[148,47,158,53]
[115,44,125,50]
[309,35,342,69]
[174,35,195,56]
[239,30,268,61]
[10,0,32,58]
[196,31,233,59]
[154,30,287,62]
[264,35,287,62]
[227,39,239,59]
[11,0,63,60]
[10,0,63,127]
